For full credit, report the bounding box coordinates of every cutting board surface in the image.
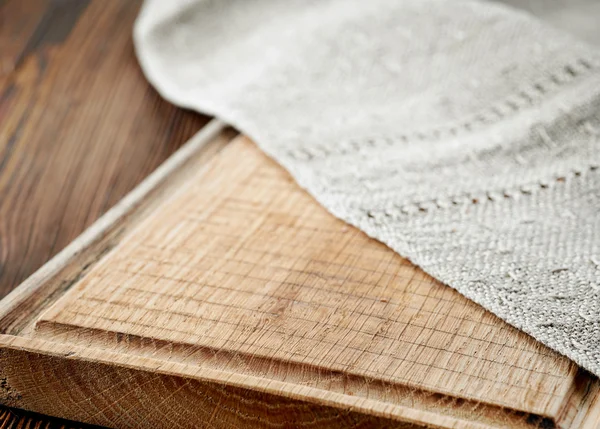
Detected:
[35,140,576,411]
[1,135,599,428]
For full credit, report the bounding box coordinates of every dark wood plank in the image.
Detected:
[0,0,208,297]
[0,0,208,427]
[0,0,48,77]
[0,0,90,77]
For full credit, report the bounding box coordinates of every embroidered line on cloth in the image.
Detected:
[287,56,600,161]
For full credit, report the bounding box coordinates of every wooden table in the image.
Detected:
[0,0,207,427]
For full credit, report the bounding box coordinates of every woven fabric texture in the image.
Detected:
[134,0,600,376]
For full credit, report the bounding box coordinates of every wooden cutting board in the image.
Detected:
[1,123,599,428]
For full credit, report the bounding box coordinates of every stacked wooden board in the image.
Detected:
[1,123,598,428]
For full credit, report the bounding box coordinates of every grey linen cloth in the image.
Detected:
[134,0,600,376]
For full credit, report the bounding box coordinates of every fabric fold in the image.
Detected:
[134,0,600,376]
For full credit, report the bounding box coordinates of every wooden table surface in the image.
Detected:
[0,0,207,427]
[1,0,599,428]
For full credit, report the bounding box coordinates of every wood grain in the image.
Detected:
[1,136,599,428]
[0,0,209,426]
[32,139,583,418]
[0,407,102,429]
[2,0,600,428]
[0,0,208,299]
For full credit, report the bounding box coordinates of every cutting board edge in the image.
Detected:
[0,333,550,429]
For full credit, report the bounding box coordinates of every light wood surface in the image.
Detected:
[1,134,599,428]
